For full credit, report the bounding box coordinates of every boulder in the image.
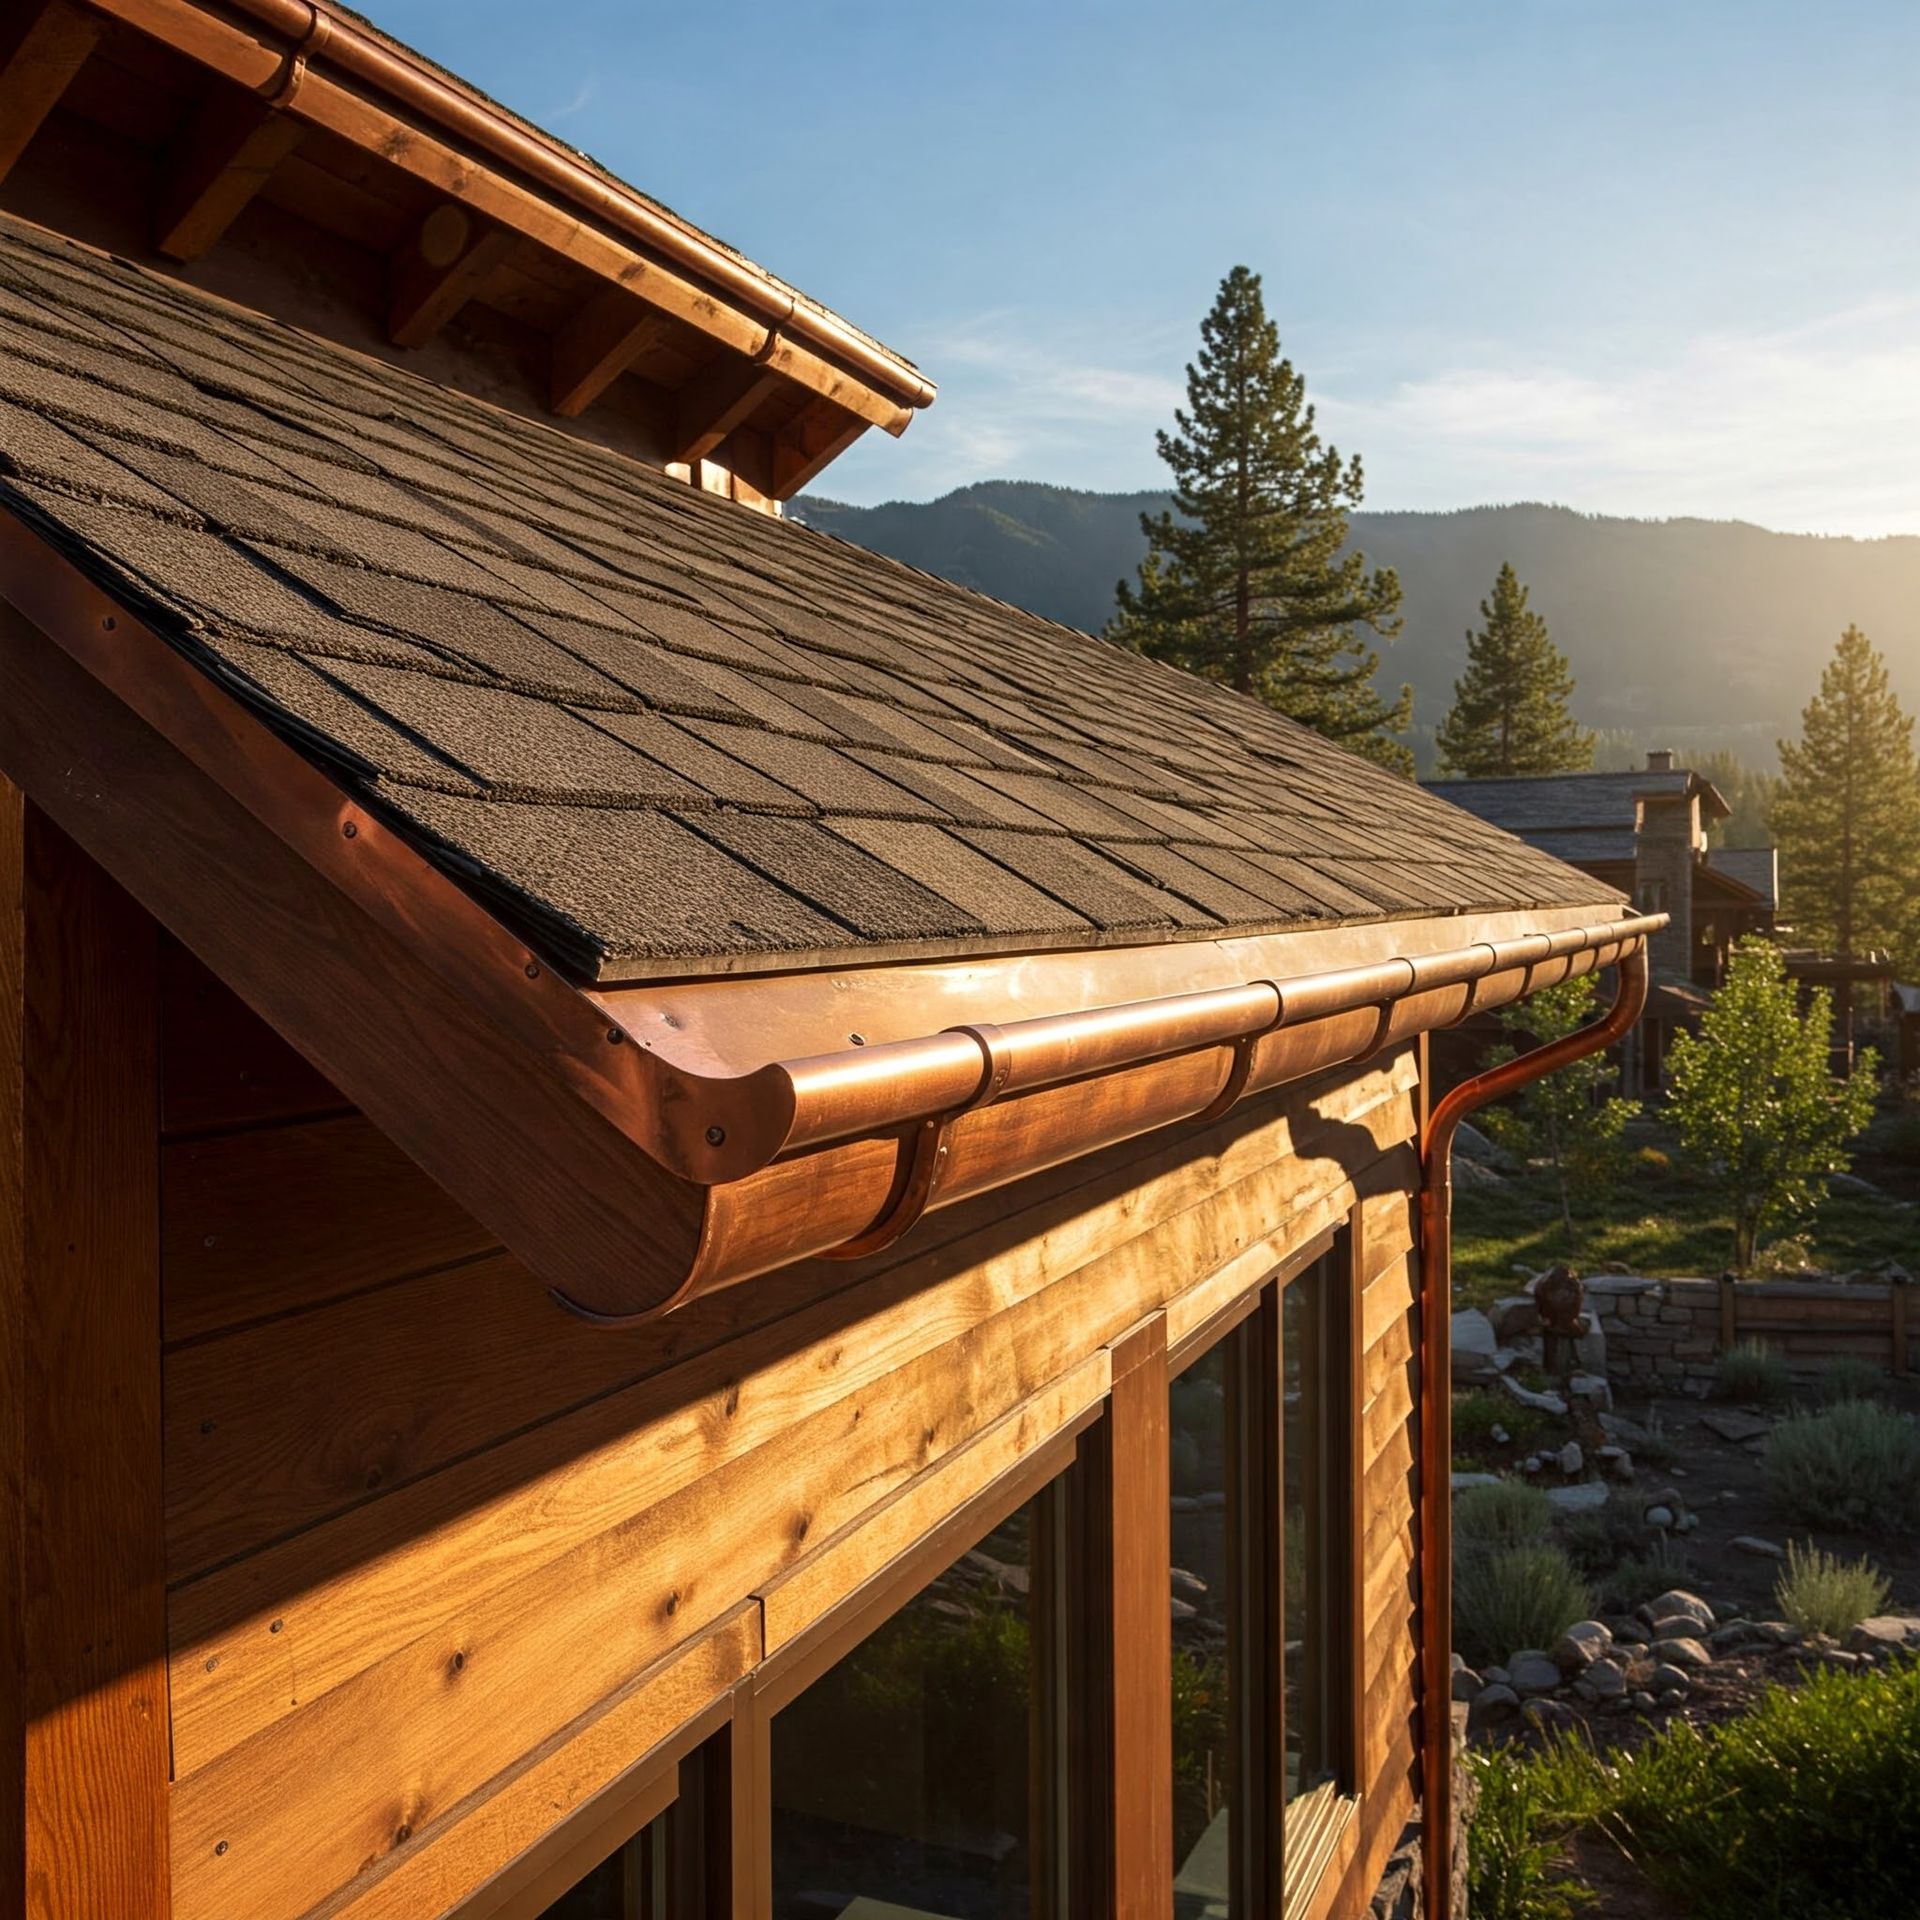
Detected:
[1644,1505,1675,1529]
[1453,1308,1499,1359]
[1654,1687,1689,1711]
[1631,1689,1657,1712]
[1492,1295,1542,1341]
[1507,1651,1563,1696]
[1642,1590,1715,1632]
[1545,1481,1609,1514]
[1568,1373,1613,1412]
[1522,1698,1582,1735]
[1576,1659,1629,1703]
[1553,1621,1613,1671]
[1598,1411,1652,1448]
[1556,1441,1585,1476]
[1701,1409,1774,1443]
[1501,1374,1569,1417]
[1451,1472,1504,1492]
[1170,1566,1208,1597]
[1648,1663,1693,1696]
[1596,1445,1635,1481]
[1846,1616,1920,1655]
[1732,1535,1786,1560]
[1454,1120,1500,1163]
[1482,1665,1511,1689]
[1651,1638,1713,1671]
[1468,1683,1521,1733]
[1452,1663,1486,1702]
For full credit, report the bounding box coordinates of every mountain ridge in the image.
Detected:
[794,487,1920,763]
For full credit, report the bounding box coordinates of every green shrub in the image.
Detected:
[1775,1541,1891,1638]
[1596,1539,1696,1616]
[1632,1409,1677,1468]
[1715,1338,1792,1406]
[1455,1544,1592,1669]
[1465,1744,1597,1920]
[1557,1498,1648,1578]
[1818,1356,1885,1406]
[1766,1398,1920,1535]
[1455,1387,1551,1451]
[1473,1660,1920,1920]
[1457,1479,1554,1554]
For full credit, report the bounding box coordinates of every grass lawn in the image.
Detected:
[1451,1109,1917,1308]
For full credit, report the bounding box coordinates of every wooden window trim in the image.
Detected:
[1167,1226,1339,1380]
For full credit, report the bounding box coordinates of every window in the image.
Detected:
[769,1493,1065,1919]
[1169,1236,1358,1917]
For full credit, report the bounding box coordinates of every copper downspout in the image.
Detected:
[1416,937,1657,1920]
[154,0,937,411]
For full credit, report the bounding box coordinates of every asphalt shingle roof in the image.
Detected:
[0,215,1615,979]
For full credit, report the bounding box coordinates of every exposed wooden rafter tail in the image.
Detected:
[388,203,515,349]
[154,88,307,262]
[771,398,870,500]
[668,356,786,468]
[549,284,671,418]
[0,0,102,186]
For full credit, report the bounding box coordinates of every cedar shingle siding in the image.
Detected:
[0,216,1608,978]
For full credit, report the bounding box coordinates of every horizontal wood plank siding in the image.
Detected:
[157,988,1428,1920]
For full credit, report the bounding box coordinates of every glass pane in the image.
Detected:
[1170,1341,1233,1914]
[770,1503,1043,1919]
[1283,1270,1336,1804]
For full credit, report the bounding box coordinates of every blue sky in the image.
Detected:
[373,1,1919,533]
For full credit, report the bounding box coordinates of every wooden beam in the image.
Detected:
[387,203,515,349]
[154,88,306,263]
[1070,1314,1173,1920]
[0,0,101,185]
[1,779,172,1919]
[668,357,785,469]
[549,285,672,419]
[770,398,870,500]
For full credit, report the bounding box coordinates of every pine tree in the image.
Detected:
[1434,563,1592,776]
[1108,266,1411,772]
[1772,625,1920,976]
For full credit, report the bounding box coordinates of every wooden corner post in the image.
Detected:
[0,780,170,1920]
[1070,1314,1173,1920]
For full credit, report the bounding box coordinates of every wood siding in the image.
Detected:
[149,943,1426,1920]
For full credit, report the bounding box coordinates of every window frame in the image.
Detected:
[1166,1217,1365,1918]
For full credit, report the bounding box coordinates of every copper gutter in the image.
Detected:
[86,0,935,422]
[1415,939,1657,1920]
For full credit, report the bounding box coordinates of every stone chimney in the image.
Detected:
[1635,757,1698,977]
[1646,747,1675,773]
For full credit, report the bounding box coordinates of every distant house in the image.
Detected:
[1427,752,1776,1084]
[0,6,1657,1920]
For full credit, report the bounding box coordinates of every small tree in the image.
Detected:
[1482,972,1639,1235]
[1666,938,1878,1274]
[1109,265,1412,771]
[1435,562,1593,776]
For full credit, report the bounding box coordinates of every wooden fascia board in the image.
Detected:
[88,0,925,437]
[154,85,307,262]
[0,0,103,185]
[0,510,711,1323]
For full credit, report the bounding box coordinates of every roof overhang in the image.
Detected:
[3,0,932,496]
[0,509,1652,1323]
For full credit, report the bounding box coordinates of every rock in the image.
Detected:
[1655,1688,1688,1711]
[1576,1660,1629,1702]
[1468,1683,1520,1732]
[1492,1295,1542,1340]
[1454,1120,1500,1163]
[1751,1621,1799,1645]
[1451,1472,1504,1492]
[1522,1455,1544,1475]
[1596,1445,1635,1481]
[1649,1664,1692,1696]
[1546,1480,1610,1514]
[1882,1261,1913,1285]
[1522,1698,1581,1734]
[1830,1171,1881,1197]
[1650,1636,1713,1669]
[1643,1590,1715,1632]
[1556,1441,1585,1476]
[1554,1621,1613,1671]
[1507,1651,1563,1696]
[1645,1505,1675,1529]
[1170,1596,1198,1622]
[1490,1423,1511,1445]
[1817,1647,1865,1670]
[1568,1373,1612,1412]
[1453,1156,1507,1191]
[1575,1323,1609,1373]
[1452,1664,1486,1702]
[1482,1665,1510,1688]
[1847,1616,1920,1654]
[1647,1612,1705,1641]
[1599,1411,1651,1448]
[1453,1309,1499,1359]
[1732,1535,1786,1560]
[1709,1620,1762,1650]
[1500,1373,1569,1417]
[1170,1566,1207,1597]
[1701,1409,1774,1443]
[1631,1689,1658,1712]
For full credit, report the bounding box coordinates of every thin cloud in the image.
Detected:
[549,77,598,122]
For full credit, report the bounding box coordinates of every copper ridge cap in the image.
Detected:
[154,0,936,410]
[651,910,1669,1186]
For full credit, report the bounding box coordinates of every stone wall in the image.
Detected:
[1584,1272,1914,1393]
